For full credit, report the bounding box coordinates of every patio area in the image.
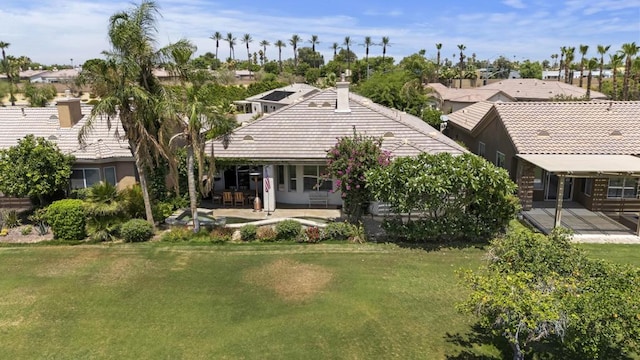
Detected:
[522,202,640,243]
[199,200,341,221]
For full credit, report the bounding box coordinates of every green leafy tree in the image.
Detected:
[518,60,543,79]
[83,181,127,241]
[24,83,57,107]
[0,135,74,205]
[0,41,16,106]
[325,129,390,223]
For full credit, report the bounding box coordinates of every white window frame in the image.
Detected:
[288,165,297,192]
[302,165,332,192]
[607,177,638,199]
[477,142,486,157]
[71,168,101,189]
[583,178,592,197]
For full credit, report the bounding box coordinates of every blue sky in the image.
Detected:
[0,0,638,66]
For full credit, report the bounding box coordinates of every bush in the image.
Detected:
[21,225,32,236]
[120,219,154,243]
[152,201,176,223]
[324,221,356,240]
[210,227,234,243]
[303,226,322,243]
[46,199,86,240]
[1,210,21,228]
[275,220,302,241]
[256,226,277,242]
[240,224,258,241]
[161,226,194,242]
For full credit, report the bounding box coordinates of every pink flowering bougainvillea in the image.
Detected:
[324,128,390,223]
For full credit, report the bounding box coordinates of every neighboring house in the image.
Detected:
[427,83,516,112]
[446,101,640,229]
[234,83,321,123]
[208,82,467,212]
[0,98,136,195]
[479,78,608,101]
[29,68,80,83]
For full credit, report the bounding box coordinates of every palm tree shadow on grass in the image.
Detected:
[444,323,511,360]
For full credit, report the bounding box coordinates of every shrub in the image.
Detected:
[120,219,154,243]
[160,226,194,242]
[0,228,8,237]
[152,201,175,223]
[303,226,322,243]
[256,226,277,242]
[210,227,234,243]
[1,210,21,228]
[46,199,86,240]
[275,220,302,241]
[240,224,258,241]
[28,208,49,235]
[324,221,356,241]
[21,225,33,236]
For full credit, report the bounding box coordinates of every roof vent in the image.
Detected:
[383,132,395,138]
[308,102,317,107]
[322,101,332,108]
[48,135,58,140]
[609,130,622,138]
[243,135,254,141]
[536,130,550,138]
[49,114,58,120]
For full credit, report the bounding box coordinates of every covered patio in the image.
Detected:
[517,154,640,236]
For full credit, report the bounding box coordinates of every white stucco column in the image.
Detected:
[263,165,276,213]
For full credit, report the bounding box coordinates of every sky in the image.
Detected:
[0,0,639,66]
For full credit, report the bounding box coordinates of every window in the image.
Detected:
[303,165,332,192]
[533,167,544,190]
[496,151,506,168]
[288,165,297,192]
[582,178,592,197]
[104,167,116,186]
[477,142,486,157]
[70,168,100,189]
[607,177,638,199]
[277,165,285,191]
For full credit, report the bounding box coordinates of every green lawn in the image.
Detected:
[0,242,637,359]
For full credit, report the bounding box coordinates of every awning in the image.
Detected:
[517,154,640,176]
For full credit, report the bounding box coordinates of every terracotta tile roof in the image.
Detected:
[0,106,132,162]
[427,83,514,102]
[494,101,640,154]
[480,78,608,100]
[208,88,467,161]
[446,101,495,131]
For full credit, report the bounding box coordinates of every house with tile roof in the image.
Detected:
[234,83,321,123]
[427,83,516,113]
[208,82,467,212]
[0,98,136,201]
[445,101,640,233]
[479,78,608,101]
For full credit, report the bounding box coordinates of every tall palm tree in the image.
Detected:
[564,47,575,84]
[289,34,302,68]
[241,33,253,64]
[210,32,222,59]
[259,39,270,64]
[620,42,639,100]
[308,35,320,68]
[331,42,339,60]
[558,47,566,81]
[362,36,374,78]
[457,44,466,88]
[274,40,286,71]
[163,40,236,233]
[585,57,599,99]
[609,53,624,100]
[79,0,168,226]
[578,44,588,87]
[381,36,390,64]
[435,43,442,81]
[224,32,236,60]
[342,36,353,72]
[596,44,610,92]
[0,41,15,106]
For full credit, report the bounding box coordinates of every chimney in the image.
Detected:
[335,81,351,113]
[56,98,83,128]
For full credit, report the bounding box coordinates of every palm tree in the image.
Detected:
[331,42,339,60]
[210,32,222,59]
[274,40,286,71]
[241,33,253,64]
[457,44,466,88]
[259,39,270,64]
[578,44,588,87]
[435,43,442,81]
[381,36,390,64]
[596,44,610,92]
[289,34,302,68]
[224,32,236,60]
[79,0,168,227]
[163,40,236,233]
[558,47,566,81]
[585,57,599,99]
[609,53,624,100]
[342,36,353,72]
[308,35,320,67]
[0,41,15,106]
[620,42,639,100]
[564,47,575,84]
[362,36,374,78]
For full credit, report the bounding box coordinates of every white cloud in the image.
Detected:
[502,0,527,9]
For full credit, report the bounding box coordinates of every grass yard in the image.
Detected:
[0,242,637,359]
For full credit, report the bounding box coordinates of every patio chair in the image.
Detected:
[234,192,245,207]
[222,191,233,207]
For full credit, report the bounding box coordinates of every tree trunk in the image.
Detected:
[186,145,200,233]
[510,341,524,360]
[133,142,155,228]
[586,72,592,99]
[613,69,618,100]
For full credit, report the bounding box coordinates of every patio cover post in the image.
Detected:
[637,209,640,237]
[554,174,565,228]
